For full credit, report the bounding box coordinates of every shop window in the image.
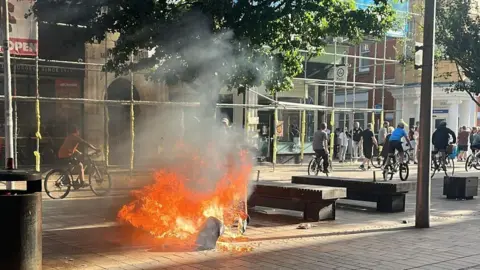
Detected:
[354,112,366,128]
[359,43,370,72]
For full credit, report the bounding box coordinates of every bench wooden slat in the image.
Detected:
[251,182,346,200]
[248,181,346,221]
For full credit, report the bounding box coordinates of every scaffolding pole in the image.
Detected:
[372,42,378,130]
[401,24,407,121]
[381,35,386,128]
[104,40,110,166]
[330,39,337,159]
[3,0,14,178]
[34,21,40,172]
[272,93,278,170]
[12,55,17,169]
[300,55,307,162]
[129,54,135,177]
[380,35,387,154]
[350,44,358,163]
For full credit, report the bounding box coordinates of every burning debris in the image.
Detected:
[195,217,224,251]
[117,143,253,252]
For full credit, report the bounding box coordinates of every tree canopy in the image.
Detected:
[434,0,480,105]
[31,0,396,93]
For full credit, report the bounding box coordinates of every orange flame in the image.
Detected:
[118,143,253,251]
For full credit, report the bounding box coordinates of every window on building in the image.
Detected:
[355,113,366,128]
[359,43,370,72]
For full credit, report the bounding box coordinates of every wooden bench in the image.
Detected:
[291,176,416,213]
[247,181,346,221]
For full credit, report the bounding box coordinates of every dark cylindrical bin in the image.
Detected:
[0,170,42,270]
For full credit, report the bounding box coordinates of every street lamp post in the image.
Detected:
[416,0,437,228]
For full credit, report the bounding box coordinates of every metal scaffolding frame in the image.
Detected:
[1,15,414,171]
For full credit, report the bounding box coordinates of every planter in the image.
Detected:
[443,176,478,200]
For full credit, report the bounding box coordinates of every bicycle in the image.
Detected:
[371,149,409,169]
[465,150,480,172]
[382,152,409,181]
[308,154,332,176]
[431,149,455,178]
[44,150,111,199]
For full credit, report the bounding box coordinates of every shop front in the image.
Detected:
[389,84,477,134]
[0,23,86,168]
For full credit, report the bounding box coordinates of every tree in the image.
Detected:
[30,0,396,94]
[434,0,480,106]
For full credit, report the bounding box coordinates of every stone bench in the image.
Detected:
[247,181,346,221]
[291,176,416,213]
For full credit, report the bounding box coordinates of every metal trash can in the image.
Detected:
[0,170,42,270]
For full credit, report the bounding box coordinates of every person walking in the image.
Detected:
[378,121,389,148]
[408,126,416,164]
[457,126,470,161]
[359,123,378,171]
[414,123,419,164]
[338,127,349,163]
[351,122,363,161]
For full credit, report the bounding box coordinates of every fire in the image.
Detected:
[117,143,253,251]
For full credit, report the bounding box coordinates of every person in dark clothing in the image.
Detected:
[432,121,456,152]
[351,122,363,160]
[334,128,341,159]
[359,123,378,170]
[380,127,395,166]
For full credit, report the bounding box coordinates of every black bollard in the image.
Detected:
[0,170,42,270]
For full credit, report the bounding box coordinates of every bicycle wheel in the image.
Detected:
[445,158,454,177]
[404,151,411,164]
[44,169,71,199]
[383,165,393,181]
[308,158,319,176]
[89,164,112,196]
[370,155,383,169]
[399,164,409,181]
[465,155,474,172]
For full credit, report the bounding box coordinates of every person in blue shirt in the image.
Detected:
[384,123,412,170]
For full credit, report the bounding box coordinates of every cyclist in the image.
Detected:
[432,121,456,162]
[58,125,99,187]
[384,122,412,172]
[380,126,395,166]
[313,122,329,173]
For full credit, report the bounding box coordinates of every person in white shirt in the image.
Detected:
[338,127,349,163]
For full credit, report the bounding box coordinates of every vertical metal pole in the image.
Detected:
[12,53,16,167]
[416,0,436,229]
[104,41,109,166]
[3,0,14,177]
[34,22,40,172]
[343,54,348,128]
[380,36,387,154]
[372,42,377,130]
[300,55,307,161]
[381,35,386,127]
[331,39,337,159]
[402,22,407,121]
[272,93,278,169]
[129,54,135,175]
[350,44,358,163]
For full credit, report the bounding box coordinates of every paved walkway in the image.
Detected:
[37,162,480,269]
